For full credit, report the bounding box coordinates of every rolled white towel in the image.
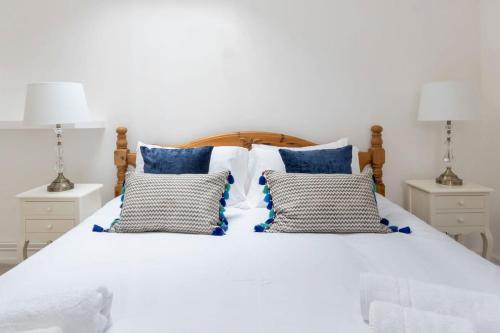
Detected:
[369,301,476,333]
[360,273,500,333]
[0,286,113,333]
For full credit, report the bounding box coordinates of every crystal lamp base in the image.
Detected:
[436,167,463,186]
[47,173,74,192]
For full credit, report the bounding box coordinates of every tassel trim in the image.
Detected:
[93,218,120,233]
[255,172,277,232]
[213,171,233,236]
[259,173,267,185]
[380,218,412,234]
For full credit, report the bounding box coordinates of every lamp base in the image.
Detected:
[47,173,74,192]
[436,167,463,186]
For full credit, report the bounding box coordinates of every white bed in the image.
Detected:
[1,194,499,333]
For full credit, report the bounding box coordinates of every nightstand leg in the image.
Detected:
[16,240,24,262]
[453,234,464,243]
[23,240,29,260]
[17,240,28,262]
[481,230,493,260]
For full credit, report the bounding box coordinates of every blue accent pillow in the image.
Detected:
[278,145,352,174]
[141,146,214,174]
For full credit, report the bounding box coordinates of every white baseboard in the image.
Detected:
[0,242,44,265]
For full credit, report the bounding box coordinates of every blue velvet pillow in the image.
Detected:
[278,145,352,174]
[141,146,213,174]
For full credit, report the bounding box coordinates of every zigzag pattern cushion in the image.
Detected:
[258,168,390,233]
[112,171,229,235]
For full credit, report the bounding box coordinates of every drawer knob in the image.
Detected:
[458,200,465,206]
[47,224,53,230]
[457,217,465,224]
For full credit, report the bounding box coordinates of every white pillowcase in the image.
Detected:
[245,138,360,208]
[136,142,249,207]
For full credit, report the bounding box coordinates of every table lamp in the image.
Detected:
[24,82,90,192]
[418,80,479,186]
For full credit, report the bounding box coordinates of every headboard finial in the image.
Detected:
[116,127,128,149]
[369,125,385,196]
[114,127,129,196]
[370,125,383,148]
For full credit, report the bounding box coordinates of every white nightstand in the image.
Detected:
[405,180,494,259]
[16,184,102,262]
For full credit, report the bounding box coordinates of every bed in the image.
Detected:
[1,126,499,333]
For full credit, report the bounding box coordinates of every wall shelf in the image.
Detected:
[0,120,106,130]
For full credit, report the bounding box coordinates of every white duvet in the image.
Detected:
[1,195,499,333]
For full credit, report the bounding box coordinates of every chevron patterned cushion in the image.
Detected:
[259,169,389,233]
[112,171,229,235]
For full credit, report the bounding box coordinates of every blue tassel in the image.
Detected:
[262,185,270,194]
[380,218,389,226]
[264,194,272,203]
[110,218,120,230]
[212,227,225,236]
[259,175,267,185]
[120,203,123,209]
[92,224,105,232]
[120,194,124,202]
[254,224,265,232]
[219,197,226,207]
[221,223,228,232]
[265,218,274,224]
[389,226,399,233]
[220,216,228,225]
[223,191,230,200]
[227,173,235,184]
[266,201,274,210]
[399,226,412,234]
[268,209,275,218]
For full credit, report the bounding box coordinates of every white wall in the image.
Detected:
[477,0,500,263]
[0,0,484,261]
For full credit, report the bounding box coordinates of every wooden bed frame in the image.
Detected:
[114,125,386,197]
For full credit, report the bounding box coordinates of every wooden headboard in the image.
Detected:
[114,125,386,197]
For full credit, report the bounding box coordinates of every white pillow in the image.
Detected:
[136,142,249,207]
[245,138,361,208]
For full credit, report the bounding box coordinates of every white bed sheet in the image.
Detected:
[1,195,499,333]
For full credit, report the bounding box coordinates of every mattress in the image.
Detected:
[1,195,499,333]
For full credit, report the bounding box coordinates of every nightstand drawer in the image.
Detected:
[23,201,74,219]
[433,212,486,227]
[25,219,74,233]
[434,195,485,210]
[25,232,64,242]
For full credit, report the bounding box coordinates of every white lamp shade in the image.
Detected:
[418,80,479,121]
[24,82,90,126]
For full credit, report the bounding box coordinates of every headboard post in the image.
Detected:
[114,127,129,196]
[369,125,386,196]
